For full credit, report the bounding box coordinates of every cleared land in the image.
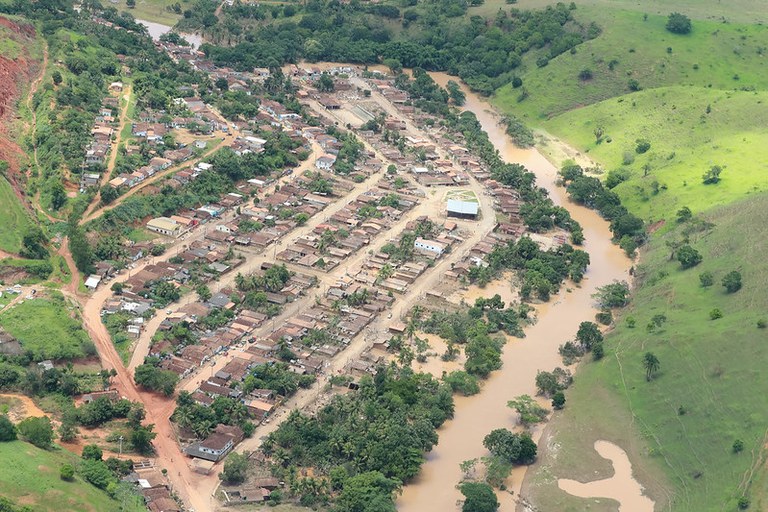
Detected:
[0,295,91,361]
[0,440,138,511]
[113,0,183,25]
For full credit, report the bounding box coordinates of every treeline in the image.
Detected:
[559,163,645,255]
[194,0,597,95]
[262,365,453,509]
[468,236,590,300]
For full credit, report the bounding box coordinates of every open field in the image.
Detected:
[528,192,768,511]
[473,0,768,24]
[0,176,31,255]
[113,0,185,25]
[0,294,91,361]
[493,9,768,120]
[540,86,768,222]
[0,440,135,511]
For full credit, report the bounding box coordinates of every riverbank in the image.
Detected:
[392,74,634,511]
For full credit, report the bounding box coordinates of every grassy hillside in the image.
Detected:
[494,9,768,119]
[0,440,129,511]
[543,86,768,222]
[0,294,92,361]
[473,0,768,25]
[528,193,768,511]
[0,176,32,254]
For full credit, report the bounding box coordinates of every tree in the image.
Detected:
[335,471,399,512]
[459,482,499,512]
[219,452,248,484]
[60,463,75,481]
[702,165,723,184]
[130,424,156,455]
[666,12,692,34]
[316,73,334,92]
[676,206,692,223]
[676,245,702,269]
[722,271,742,293]
[17,416,54,449]
[575,321,603,350]
[126,0,136,7]
[0,415,16,441]
[593,281,630,308]
[699,271,714,287]
[552,391,566,410]
[643,352,660,381]
[507,395,549,426]
[82,444,103,460]
[52,70,62,85]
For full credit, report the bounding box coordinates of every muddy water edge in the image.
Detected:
[393,75,633,511]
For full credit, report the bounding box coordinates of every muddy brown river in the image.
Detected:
[392,75,636,510]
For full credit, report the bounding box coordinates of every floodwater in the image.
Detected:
[136,19,203,49]
[393,75,634,511]
[558,441,655,512]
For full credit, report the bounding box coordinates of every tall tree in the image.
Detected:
[643,352,660,381]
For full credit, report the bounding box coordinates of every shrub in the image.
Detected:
[676,245,702,269]
[666,12,692,34]
[722,271,742,293]
[758,319,767,329]
[738,496,750,509]
[511,77,523,88]
[635,139,651,154]
[443,371,480,396]
[702,165,723,184]
[551,391,566,410]
[709,308,723,320]
[592,342,605,360]
[60,463,75,481]
[0,415,16,442]
[733,439,744,453]
[17,416,54,449]
[628,79,641,91]
[596,310,613,325]
[699,271,714,287]
[578,68,593,81]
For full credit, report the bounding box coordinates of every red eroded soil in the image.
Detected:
[0,16,40,203]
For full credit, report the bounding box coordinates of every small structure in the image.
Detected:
[446,199,479,220]
[414,237,445,255]
[84,275,102,290]
[146,217,183,237]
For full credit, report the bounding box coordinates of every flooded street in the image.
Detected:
[394,75,633,511]
[558,441,655,512]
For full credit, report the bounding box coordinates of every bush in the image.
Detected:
[628,79,641,91]
[578,68,593,81]
[219,452,248,484]
[709,308,723,320]
[60,463,75,481]
[592,342,605,360]
[593,281,630,308]
[551,391,566,410]
[460,482,499,512]
[635,139,651,154]
[699,271,714,287]
[82,444,103,461]
[758,319,767,329]
[733,439,744,453]
[666,12,692,34]
[596,310,613,325]
[17,416,54,449]
[0,415,16,441]
[722,271,742,293]
[443,371,480,396]
[676,245,702,269]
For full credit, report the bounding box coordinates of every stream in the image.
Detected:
[393,75,637,510]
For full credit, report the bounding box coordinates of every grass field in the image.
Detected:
[113,0,186,25]
[528,193,768,510]
[494,9,768,120]
[540,86,768,222]
[0,440,133,511]
[474,0,768,24]
[0,294,91,361]
[0,176,32,255]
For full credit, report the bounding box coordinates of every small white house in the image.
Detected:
[315,155,336,170]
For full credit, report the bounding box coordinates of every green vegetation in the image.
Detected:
[0,176,33,254]
[0,440,142,511]
[134,357,179,396]
[531,194,768,510]
[0,295,93,361]
[263,365,453,508]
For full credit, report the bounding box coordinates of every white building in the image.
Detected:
[414,237,446,255]
[146,217,183,237]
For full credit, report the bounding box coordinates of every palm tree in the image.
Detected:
[643,352,660,381]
